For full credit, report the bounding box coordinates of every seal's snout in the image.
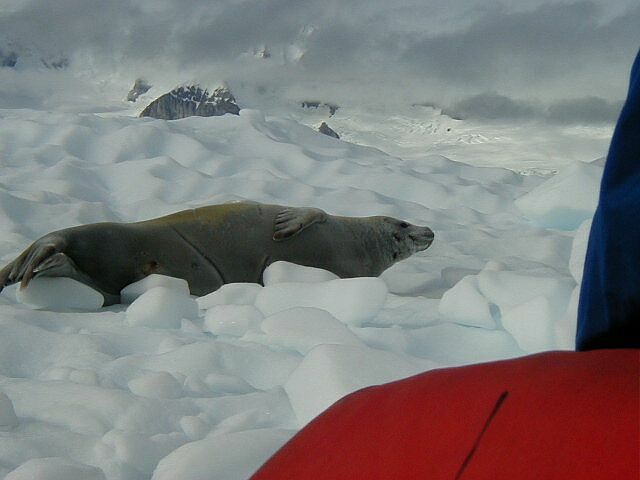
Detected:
[412,226,435,251]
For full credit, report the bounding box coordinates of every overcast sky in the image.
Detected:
[0,0,638,121]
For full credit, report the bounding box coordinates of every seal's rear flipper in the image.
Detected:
[273,207,328,241]
[32,252,76,276]
[0,262,12,291]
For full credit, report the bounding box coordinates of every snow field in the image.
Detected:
[0,107,603,479]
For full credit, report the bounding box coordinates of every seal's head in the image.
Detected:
[378,217,434,263]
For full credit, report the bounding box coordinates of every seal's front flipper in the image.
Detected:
[273,207,328,241]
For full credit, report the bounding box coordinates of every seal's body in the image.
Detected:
[0,202,434,305]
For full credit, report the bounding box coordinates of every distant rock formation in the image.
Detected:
[140,86,240,120]
[41,57,69,70]
[0,49,18,68]
[253,46,271,59]
[127,78,152,102]
[318,122,339,139]
[302,101,339,117]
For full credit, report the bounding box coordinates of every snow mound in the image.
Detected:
[126,287,198,328]
[16,277,104,310]
[0,392,18,430]
[515,162,603,230]
[285,344,424,425]
[255,278,388,326]
[151,429,294,480]
[254,307,364,354]
[6,458,106,480]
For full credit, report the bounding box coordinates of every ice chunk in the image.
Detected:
[438,275,497,328]
[569,218,593,284]
[203,373,254,395]
[0,392,18,430]
[204,304,264,336]
[126,287,198,328]
[121,274,190,303]
[263,261,339,285]
[477,270,574,318]
[407,324,523,365]
[128,371,183,399]
[255,278,388,326]
[501,296,556,352]
[555,286,580,350]
[197,283,262,310]
[285,344,423,425]
[515,162,603,230]
[16,277,104,310]
[5,458,106,480]
[151,429,294,480]
[257,307,364,354]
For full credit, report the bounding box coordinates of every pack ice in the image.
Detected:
[0,106,606,479]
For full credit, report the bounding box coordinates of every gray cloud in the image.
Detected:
[547,97,624,124]
[444,93,541,120]
[0,0,638,120]
[442,93,624,124]
[400,2,640,100]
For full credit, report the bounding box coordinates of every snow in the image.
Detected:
[515,161,603,230]
[125,287,199,328]
[255,278,389,326]
[204,304,264,337]
[16,277,104,310]
[0,392,18,430]
[151,429,294,480]
[127,371,183,399]
[438,275,498,329]
[262,261,339,285]
[5,457,106,480]
[0,77,608,478]
[569,219,594,284]
[284,344,427,425]
[252,307,364,355]
[197,283,262,310]
[121,274,190,304]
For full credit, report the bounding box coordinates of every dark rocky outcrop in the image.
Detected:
[140,86,240,120]
[302,101,339,117]
[318,122,339,139]
[0,49,18,68]
[41,57,69,70]
[127,78,152,102]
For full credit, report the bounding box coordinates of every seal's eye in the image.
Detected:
[400,222,409,228]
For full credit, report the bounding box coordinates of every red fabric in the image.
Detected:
[252,350,640,479]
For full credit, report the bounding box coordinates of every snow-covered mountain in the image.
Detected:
[140,86,240,120]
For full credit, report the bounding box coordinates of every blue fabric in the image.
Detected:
[576,50,640,350]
